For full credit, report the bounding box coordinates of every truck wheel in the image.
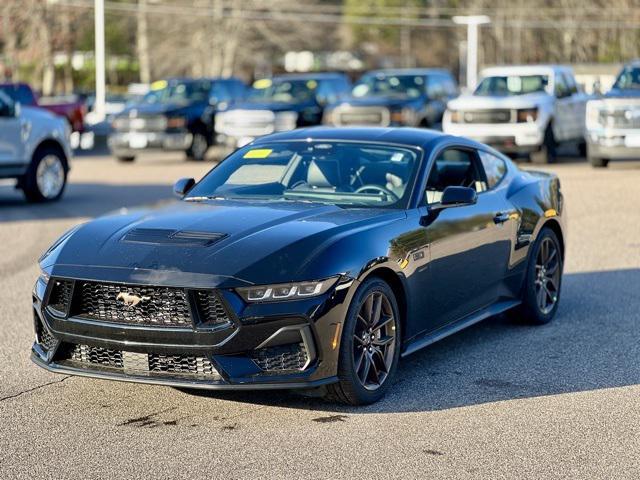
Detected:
[589,156,609,168]
[186,131,209,161]
[22,147,68,203]
[530,126,557,164]
[578,140,587,158]
[117,156,136,163]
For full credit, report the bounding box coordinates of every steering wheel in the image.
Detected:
[354,184,400,202]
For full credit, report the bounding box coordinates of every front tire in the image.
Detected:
[589,156,609,168]
[186,131,209,161]
[515,228,563,325]
[21,147,68,203]
[117,156,136,163]
[530,125,557,164]
[325,277,401,405]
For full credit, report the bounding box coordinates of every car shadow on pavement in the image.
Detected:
[0,182,177,223]
[183,268,640,414]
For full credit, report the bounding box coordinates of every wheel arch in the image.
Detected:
[32,138,69,170]
[541,218,565,261]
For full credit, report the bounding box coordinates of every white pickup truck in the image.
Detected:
[0,90,71,202]
[443,65,588,163]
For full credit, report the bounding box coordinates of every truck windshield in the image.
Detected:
[248,79,315,103]
[352,74,424,99]
[0,84,37,106]
[475,75,548,96]
[613,66,640,90]
[142,80,211,104]
[186,141,420,209]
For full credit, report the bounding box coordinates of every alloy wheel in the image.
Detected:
[36,155,65,199]
[534,237,561,314]
[353,291,397,391]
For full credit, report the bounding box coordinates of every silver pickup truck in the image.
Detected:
[0,90,71,202]
[444,65,587,163]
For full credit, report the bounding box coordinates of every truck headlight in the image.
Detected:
[390,107,417,125]
[236,276,340,303]
[447,109,461,123]
[516,108,538,123]
[166,116,186,129]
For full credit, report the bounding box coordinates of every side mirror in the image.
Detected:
[439,186,477,208]
[174,177,195,197]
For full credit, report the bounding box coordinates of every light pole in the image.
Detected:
[94,0,106,122]
[453,15,490,91]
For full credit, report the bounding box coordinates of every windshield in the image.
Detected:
[475,75,549,96]
[352,74,424,98]
[613,66,640,90]
[186,141,420,209]
[142,80,211,104]
[248,79,316,103]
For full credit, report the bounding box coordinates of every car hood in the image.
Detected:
[447,92,550,110]
[22,105,61,123]
[43,200,403,288]
[603,88,640,99]
[331,95,419,110]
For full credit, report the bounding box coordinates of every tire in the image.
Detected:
[186,130,209,161]
[117,156,136,163]
[514,227,563,325]
[530,126,557,164]
[324,277,401,405]
[577,140,587,158]
[21,146,68,203]
[589,156,609,168]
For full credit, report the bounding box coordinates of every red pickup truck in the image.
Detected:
[0,82,85,132]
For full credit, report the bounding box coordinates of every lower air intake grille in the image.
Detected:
[149,354,216,375]
[71,344,123,368]
[251,343,308,372]
[73,281,192,327]
[35,316,56,351]
[194,291,232,327]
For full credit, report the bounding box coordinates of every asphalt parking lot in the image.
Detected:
[1,150,640,479]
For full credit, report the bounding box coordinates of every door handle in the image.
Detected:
[493,212,510,224]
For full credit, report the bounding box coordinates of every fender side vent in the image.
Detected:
[122,228,227,247]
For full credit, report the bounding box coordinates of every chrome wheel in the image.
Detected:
[353,291,397,391]
[534,237,561,314]
[36,155,65,199]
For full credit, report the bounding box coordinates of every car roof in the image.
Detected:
[481,64,572,77]
[362,68,453,77]
[270,72,348,81]
[251,126,477,150]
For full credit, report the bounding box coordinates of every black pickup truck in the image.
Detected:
[323,69,458,129]
[214,73,351,148]
[108,77,246,162]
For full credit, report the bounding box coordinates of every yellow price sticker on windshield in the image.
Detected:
[306,80,317,89]
[150,80,167,91]
[243,149,273,159]
[253,78,272,89]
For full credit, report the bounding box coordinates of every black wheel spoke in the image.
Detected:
[371,293,382,326]
[354,335,366,346]
[358,352,372,384]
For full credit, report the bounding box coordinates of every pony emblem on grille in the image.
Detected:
[116,292,150,307]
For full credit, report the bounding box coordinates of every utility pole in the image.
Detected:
[94,0,106,122]
[453,15,490,91]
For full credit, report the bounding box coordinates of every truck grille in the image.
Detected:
[460,109,513,124]
[216,109,275,137]
[599,109,640,129]
[66,344,219,377]
[251,342,309,372]
[73,281,193,327]
[113,115,167,132]
[335,106,389,126]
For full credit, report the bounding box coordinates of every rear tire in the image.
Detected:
[117,156,136,163]
[21,147,68,203]
[514,227,563,325]
[589,156,609,168]
[324,277,401,405]
[530,126,557,164]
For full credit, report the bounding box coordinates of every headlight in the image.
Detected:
[516,108,538,123]
[39,268,50,285]
[390,107,417,125]
[274,111,298,131]
[448,109,460,123]
[166,116,186,129]
[586,101,603,130]
[236,276,340,303]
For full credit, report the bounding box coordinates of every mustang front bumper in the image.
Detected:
[31,274,353,390]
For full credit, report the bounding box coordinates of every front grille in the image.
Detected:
[336,106,389,126]
[72,281,193,328]
[194,291,231,327]
[71,344,123,368]
[47,279,74,316]
[461,109,513,124]
[600,109,640,129]
[251,342,308,372]
[113,115,167,132]
[216,109,275,136]
[64,344,218,377]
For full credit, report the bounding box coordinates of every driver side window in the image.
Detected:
[425,148,487,205]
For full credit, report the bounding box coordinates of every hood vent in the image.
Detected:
[122,228,227,247]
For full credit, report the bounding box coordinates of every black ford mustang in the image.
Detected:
[32,127,565,405]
